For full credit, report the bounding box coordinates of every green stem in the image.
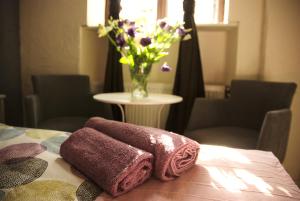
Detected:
[106,33,126,57]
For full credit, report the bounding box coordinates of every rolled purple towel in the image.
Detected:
[85,117,200,181]
[60,127,153,197]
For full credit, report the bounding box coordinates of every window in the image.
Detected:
[167,0,230,24]
[195,0,223,24]
[166,0,184,24]
[86,0,229,26]
[120,0,157,26]
[87,0,106,26]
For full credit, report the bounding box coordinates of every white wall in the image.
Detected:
[261,0,300,180]
[20,0,86,94]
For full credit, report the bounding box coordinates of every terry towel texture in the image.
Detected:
[85,117,200,181]
[60,127,153,197]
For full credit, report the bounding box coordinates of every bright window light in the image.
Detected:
[120,0,157,25]
[167,0,230,24]
[87,0,106,26]
[166,0,184,24]
[195,0,218,24]
[86,0,230,27]
[224,0,230,23]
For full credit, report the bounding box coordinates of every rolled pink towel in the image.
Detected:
[85,117,200,181]
[60,127,153,197]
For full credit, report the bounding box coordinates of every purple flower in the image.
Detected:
[159,21,167,29]
[164,25,172,32]
[118,21,124,28]
[123,19,130,24]
[161,63,172,72]
[127,27,136,37]
[116,34,125,47]
[140,37,151,47]
[177,28,186,36]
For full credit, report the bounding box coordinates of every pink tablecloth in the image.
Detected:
[97,145,300,201]
[1,124,299,201]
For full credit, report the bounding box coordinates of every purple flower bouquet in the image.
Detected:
[98,18,190,99]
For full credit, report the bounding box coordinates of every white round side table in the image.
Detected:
[93,92,182,128]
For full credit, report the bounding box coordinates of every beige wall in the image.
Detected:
[198,26,238,85]
[229,0,264,80]
[261,0,300,180]
[20,0,86,94]
[79,27,108,92]
[200,31,228,84]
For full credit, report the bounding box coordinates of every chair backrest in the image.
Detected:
[32,75,91,120]
[229,80,297,130]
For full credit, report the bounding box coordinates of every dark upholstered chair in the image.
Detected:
[25,75,112,132]
[185,80,297,162]
[0,94,6,123]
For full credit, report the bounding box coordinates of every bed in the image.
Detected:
[0,123,300,201]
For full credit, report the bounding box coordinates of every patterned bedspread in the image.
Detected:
[0,123,300,201]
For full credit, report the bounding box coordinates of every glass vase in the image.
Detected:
[129,64,152,100]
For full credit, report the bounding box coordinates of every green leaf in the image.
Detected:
[153,52,168,62]
[106,26,113,33]
[128,55,134,66]
[119,57,129,64]
[98,24,107,37]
